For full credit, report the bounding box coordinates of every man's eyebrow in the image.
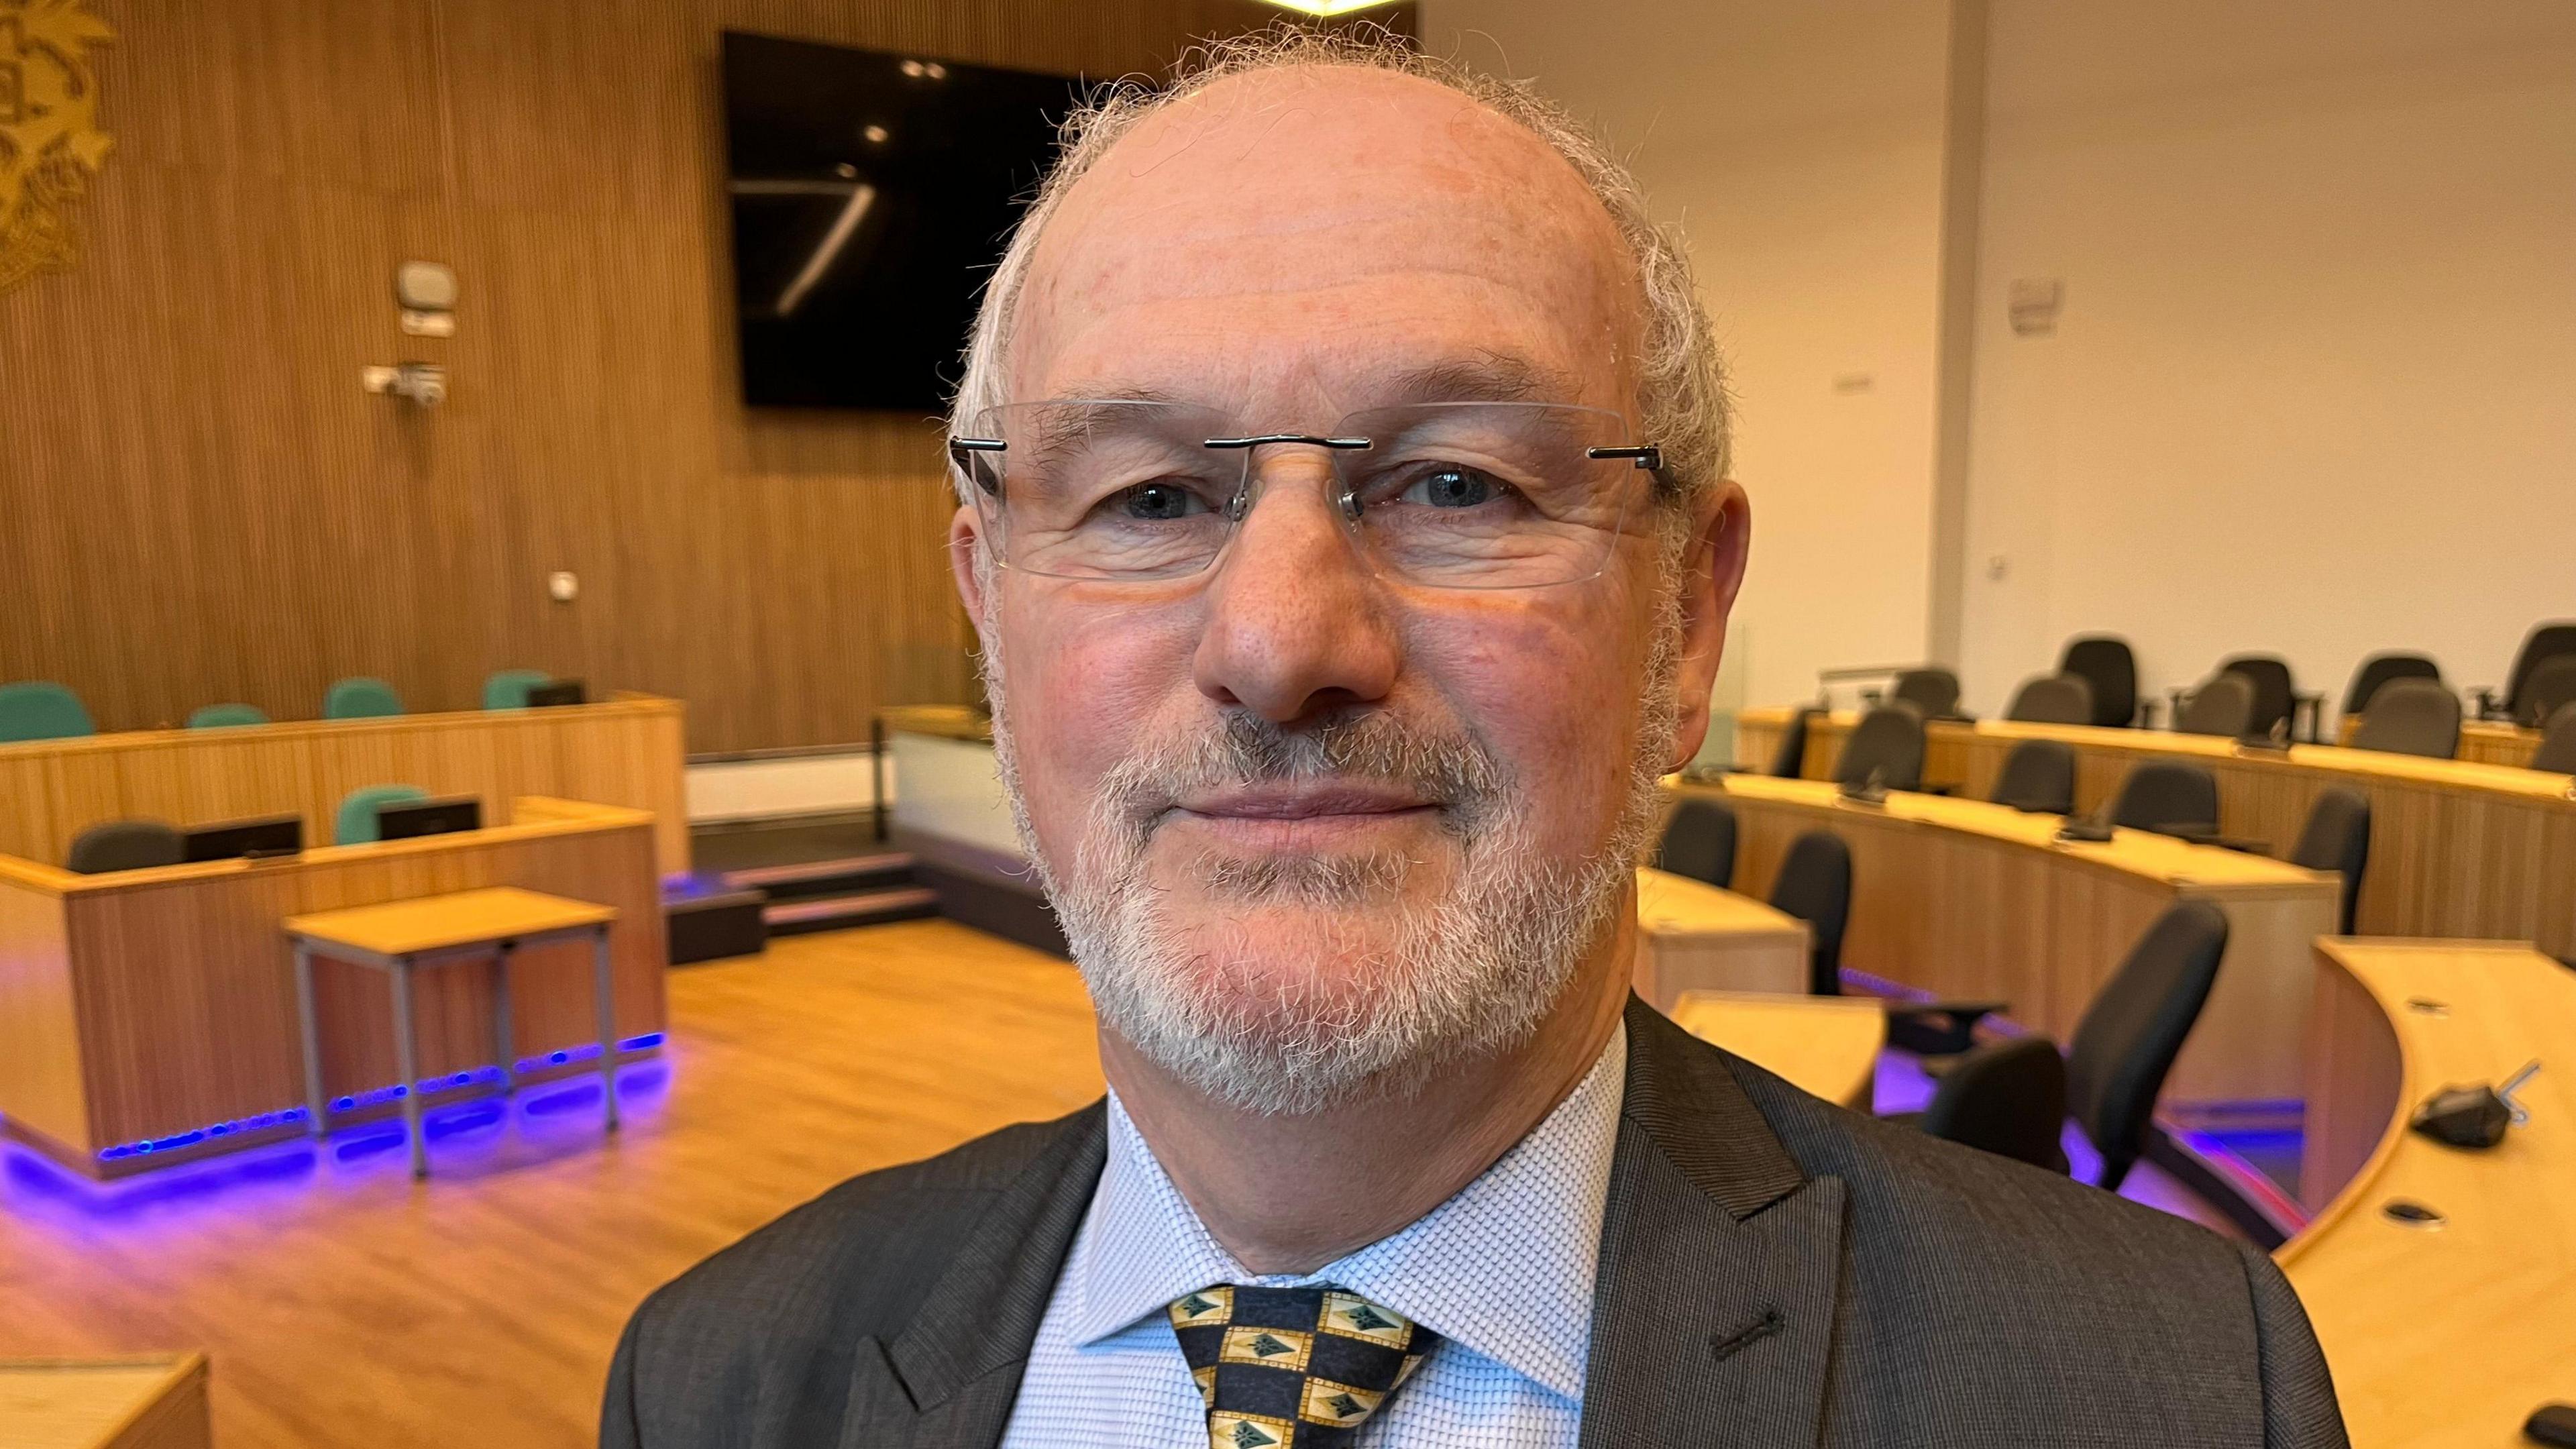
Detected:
[1371,354,1586,407]
[1028,381,1189,407]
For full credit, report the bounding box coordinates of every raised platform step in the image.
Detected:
[763,885,941,935]
[722,851,914,895]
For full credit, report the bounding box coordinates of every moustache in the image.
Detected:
[1094,708,1507,835]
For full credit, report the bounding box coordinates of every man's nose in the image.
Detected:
[1191,458,1401,724]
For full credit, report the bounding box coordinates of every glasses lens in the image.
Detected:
[1335,404,1646,588]
[970,401,1242,580]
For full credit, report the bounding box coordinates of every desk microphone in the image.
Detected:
[2526,1404,2576,1447]
[1837,768,1888,808]
[2053,811,2115,845]
[2410,1060,2540,1149]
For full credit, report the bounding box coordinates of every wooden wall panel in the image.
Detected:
[0,0,1408,754]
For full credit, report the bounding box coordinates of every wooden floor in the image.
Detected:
[0,922,1103,1448]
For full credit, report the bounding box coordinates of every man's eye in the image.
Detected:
[1114,483,1210,521]
[1398,466,1506,508]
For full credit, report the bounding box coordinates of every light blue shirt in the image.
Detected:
[999,1024,1627,1447]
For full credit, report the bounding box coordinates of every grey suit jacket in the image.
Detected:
[602,998,2347,1447]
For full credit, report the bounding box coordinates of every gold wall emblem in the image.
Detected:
[0,0,115,298]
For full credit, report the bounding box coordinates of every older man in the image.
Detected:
[604,30,2345,1449]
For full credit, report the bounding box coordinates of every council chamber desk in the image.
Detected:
[1739,707,2576,961]
[1680,774,2340,1104]
[0,798,666,1178]
[0,693,689,877]
[2282,939,2575,1446]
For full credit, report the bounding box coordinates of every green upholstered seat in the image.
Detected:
[334,784,430,845]
[0,681,96,743]
[482,669,553,710]
[186,702,271,729]
[323,676,405,719]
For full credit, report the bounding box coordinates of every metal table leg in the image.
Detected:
[392,955,427,1180]
[294,942,326,1137]
[493,940,517,1094]
[593,924,620,1134]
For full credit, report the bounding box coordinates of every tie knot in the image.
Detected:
[1167,1285,1439,1446]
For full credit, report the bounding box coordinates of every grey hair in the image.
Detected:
[945,24,1730,509]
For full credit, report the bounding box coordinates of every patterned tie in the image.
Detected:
[1167,1285,1440,1448]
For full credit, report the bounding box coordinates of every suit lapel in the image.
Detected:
[1577,1000,1848,1449]
[841,1106,1110,1449]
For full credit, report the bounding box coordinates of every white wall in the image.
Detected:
[1956,1,2576,717]
[1421,0,1960,708]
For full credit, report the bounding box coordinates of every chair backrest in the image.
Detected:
[1768,830,1851,996]
[2174,673,2254,738]
[334,784,431,845]
[482,669,553,710]
[2347,678,2461,759]
[2108,761,2220,838]
[0,681,96,743]
[1654,798,1739,890]
[2217,655,2296,741]
[2341,652,2441,717]
[2066,900,2230,1190]
[324,676,405,720]
[1833,704,1926,792]
[66,818,185,874]
[2057,636,2137,727]
[2516,655,2576,731]
[186,702,270,729]
[1888,668,1961,719]
[2504,621,2576,716]
[2534,702,2576,775]
[1921,1036,2070,1175]
[2004,674,2093,726]
[2289,788,2371,935]
[1990,739,2076,815]
[1768,708,1815,778]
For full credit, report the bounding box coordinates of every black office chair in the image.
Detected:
[66,819,186,874]
[2516,655,2576,731]
[1770,708,1817,778]
[2173,673,2255,739]
[1768,830,1851,997]
[1908,1036,2071,1175]
[2533,702,2576,775]
[1889,668,1962,720]
[1834,704,1926,793]
[1654,798,1737,890]
[2217,655,2304,742]
[2347,678,2461,759]
[1990,739,2076,815]
[2004,674,2093,726]
[2058,635,2138,728]
[2494,621,2576,722]
[2066,901,2230,1190]
[2341,652,2441,720]
[2108,761,2220,841]
[2288,788,2371,935]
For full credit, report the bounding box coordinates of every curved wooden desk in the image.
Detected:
[2282,939,2576,1446]
[1669,991,1883,1111]
[1680,774,2339,1104]
[1633,867,1810,1008]
[1739,706,2576,961]
[2330,716,2542,769]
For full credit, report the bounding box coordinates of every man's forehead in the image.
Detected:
[1009,66,1642,417]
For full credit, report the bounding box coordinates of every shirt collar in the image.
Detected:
[1064,1022,1628,1401]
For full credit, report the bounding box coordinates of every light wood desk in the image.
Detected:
[1738,706,2576,962]
[285,888,621,1179]
[1633,867,1811,1008]
[2281,940,2576,1446]
[0,1354,210,1449]
[2330,715,2540,769]
[1683,773,2339,1104]
[0,798,665,1178]
[1669,991,1884,1110]
[0,693,688,876]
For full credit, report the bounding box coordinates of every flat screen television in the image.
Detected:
[721,32,1089,411]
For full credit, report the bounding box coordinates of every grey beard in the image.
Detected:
[979,575,1683,1116]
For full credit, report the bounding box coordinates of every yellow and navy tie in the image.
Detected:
[1167,1285,1440,1448]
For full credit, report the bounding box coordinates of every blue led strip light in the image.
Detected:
[93,1032,668,1163]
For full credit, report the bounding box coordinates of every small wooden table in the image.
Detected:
[0,1354,210,1448]
[1670,991,1886,1110]
[283,887,620,1179]
[1633,867,1812,1007]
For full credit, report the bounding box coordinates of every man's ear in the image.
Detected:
[949,503,996,645]
[1664,482,1752,770]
